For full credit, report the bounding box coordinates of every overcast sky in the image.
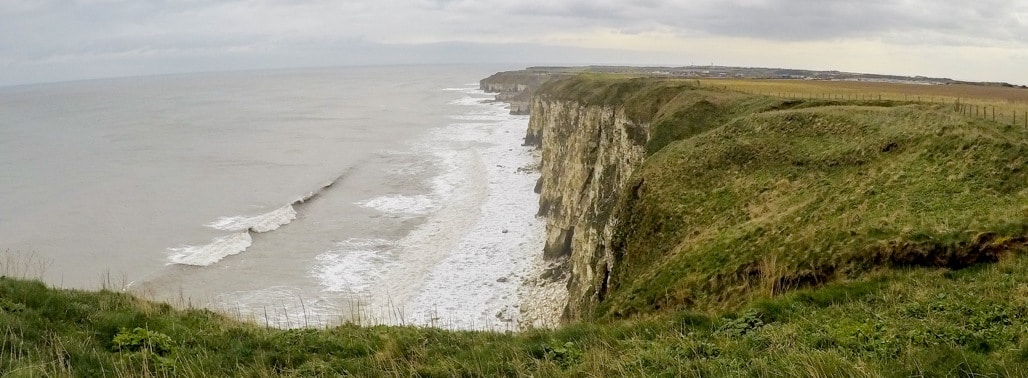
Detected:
[2,0,1027,86]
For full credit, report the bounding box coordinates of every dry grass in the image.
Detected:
[694,79,1028,128]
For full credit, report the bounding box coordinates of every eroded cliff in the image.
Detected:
[527,76,767,319]
[528,96,649,319]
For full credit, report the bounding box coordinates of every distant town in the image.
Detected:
[524,65,1027,88]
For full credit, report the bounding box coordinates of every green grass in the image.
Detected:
[4,253,1028,376]
[3,75,1027,376]
[536,77,1028,319]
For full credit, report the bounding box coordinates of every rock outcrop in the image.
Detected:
[527,94,650,319]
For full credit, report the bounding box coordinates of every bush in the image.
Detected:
[112,327,174,356]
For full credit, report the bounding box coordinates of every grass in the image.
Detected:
[3,76,1027,375]
[533,76,1028,320]
[4,253,1028,376]
[696,78,1028,104]
[696,79,1028,128]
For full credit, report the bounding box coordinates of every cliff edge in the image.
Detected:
[529,75,1028,321]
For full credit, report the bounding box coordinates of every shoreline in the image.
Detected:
[515,149,568,329]
[350,89,564,331]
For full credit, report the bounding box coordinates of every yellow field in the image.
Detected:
[691,79,1028,128]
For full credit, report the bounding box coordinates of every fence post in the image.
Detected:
[992,106,995,121]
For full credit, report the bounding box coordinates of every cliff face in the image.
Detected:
[527,96,649,319]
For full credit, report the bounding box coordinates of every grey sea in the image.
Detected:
[0,65,546,329]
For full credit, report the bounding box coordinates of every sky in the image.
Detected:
[1,0,1027,86]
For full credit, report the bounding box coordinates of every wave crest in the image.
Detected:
[167,232,252,266]
[207,205,297,233]
[166,172,349,266]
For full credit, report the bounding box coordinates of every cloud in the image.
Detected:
[477,0,1027,44]
[0,0,1026,85]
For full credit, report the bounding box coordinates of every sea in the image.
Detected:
[0,65,547,330]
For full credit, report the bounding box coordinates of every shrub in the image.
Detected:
[112,327,174,356]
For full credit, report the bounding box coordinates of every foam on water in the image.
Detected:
[353,150,484,322]
[319,87,547,330]
[448,95,490,106]
[213,286,345,328]
[167,232,253,266]
[355,195,434,215]
[323,107,485,320]
[428,123,493,143]
[448,114,510,122]
[311,238,395,294]
[429,148,475,200]
[401,109,543,329]
[207,204,298,233]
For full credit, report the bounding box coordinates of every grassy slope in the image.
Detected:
[583,79,1028,319]
[5,256,1028,376]
[3,76,1028,376]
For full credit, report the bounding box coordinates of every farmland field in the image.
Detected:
[695,79,1028,128]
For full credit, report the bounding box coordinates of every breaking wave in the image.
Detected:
[207,205,297,233]
[167,232,253,266]
[166,173,347,266]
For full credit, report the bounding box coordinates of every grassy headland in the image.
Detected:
[556,77,1028,320]
[3,75,1027,376]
